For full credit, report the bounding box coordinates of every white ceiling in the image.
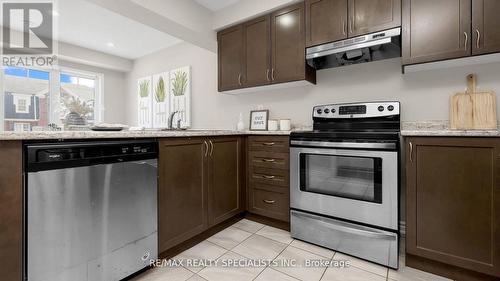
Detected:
[57,0,181,60]
[195,0,242,11]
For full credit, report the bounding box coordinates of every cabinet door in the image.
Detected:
[243,16,271,87]
[472,0,500,55]
[208,137,244,226]
[305,0,348,47]
[348,0,401,37]
[158,138,208,253]
[402,0,471,65]
[271,3,307,83]
[406,138,500,277]
[217,25,244,91]
[0,142,22,281]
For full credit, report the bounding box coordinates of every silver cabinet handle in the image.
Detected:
[476,29,481,49]
[263,199,276,204]
[261,175,276,179]
[204,141,209,157]
[342,19,346,35]
[262,158,276,162]
[266,69,270,82]
[271,69,275,81]
[464,32,468,51]
[349,17,353,34]
[263,142,275,146]
[238,73,242,86]
[409,142,413,163]
[209,140,214,157]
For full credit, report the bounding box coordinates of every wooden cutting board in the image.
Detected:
[450,74,497,130]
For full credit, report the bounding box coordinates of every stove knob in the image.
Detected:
[378,106,385,112]
[324,108,330,114]
[388,105,395,111]
[316,108,322,114]
[331,108,336,114]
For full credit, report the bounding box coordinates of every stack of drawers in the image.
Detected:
[247,136,290,222]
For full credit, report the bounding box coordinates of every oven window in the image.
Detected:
[299,154,382,203]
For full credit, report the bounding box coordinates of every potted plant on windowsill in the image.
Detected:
[62,95,93,127]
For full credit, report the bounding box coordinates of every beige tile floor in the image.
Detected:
[131,219,453,281]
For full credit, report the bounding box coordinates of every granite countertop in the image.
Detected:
[401,121,500,137]
[0,129,293,141]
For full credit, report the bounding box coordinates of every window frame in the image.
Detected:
[0,66,104,130]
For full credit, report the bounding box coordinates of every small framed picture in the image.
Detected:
[249,110,269,131]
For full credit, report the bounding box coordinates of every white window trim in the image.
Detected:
[0,66,4,131]
[13,94,31,114]
[13,122,31,132]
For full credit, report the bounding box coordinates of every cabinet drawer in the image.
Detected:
[249,151,289,170]
[248,136,289,152]
[249,185,289,221]
[249,166,289,187]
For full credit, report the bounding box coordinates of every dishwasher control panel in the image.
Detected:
[25,140,158,172]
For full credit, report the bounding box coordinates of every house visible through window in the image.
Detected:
[13,122,31,132]
[1,67,103,131]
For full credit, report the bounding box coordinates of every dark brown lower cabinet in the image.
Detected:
[158,138,208,253]
[158,137,244,254]
[0,141,22,281]
[406,137,500,280]
[208,137,245,226]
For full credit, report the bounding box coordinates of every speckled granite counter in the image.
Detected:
[0,129,292,141]
[401,121,500,137]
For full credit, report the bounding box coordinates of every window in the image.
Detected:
[60,71,99,125]
[1,66,103,131]
[2,67,50,131]
[15,97,29,113]
[13,122,31,132]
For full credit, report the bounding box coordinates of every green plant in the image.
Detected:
[154,76,166,102]
[172,71,188,96]
[139,80,150,98]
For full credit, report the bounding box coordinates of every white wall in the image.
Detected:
[127,41,500,129]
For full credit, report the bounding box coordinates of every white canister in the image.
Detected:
[268,120,279,131]
[279,119,291,131]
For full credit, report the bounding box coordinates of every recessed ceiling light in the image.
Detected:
[107,42,115,48]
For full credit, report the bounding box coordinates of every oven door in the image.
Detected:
[290,145,398,230]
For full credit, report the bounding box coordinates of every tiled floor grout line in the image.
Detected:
[318,250,336,281]
[251,236,297,281]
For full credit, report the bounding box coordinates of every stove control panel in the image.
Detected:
[313,102,400,119]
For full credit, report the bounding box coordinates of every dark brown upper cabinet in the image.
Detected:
[348,0,401,37]
[472,0,500,56]
[243,16,271,87]
[406,137,500,279]
[271,3,315,84]
[305,0,348,47]
[208,137,245,226]
[217,25,244,91]
[402,0,472,65]
[217,2,315,92]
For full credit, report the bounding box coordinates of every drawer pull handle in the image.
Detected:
[262,158,276,162]
[261,175,276,179]
[263,199,276,204]
[262,142,275,146]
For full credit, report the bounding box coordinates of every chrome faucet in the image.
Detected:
[167,111,181,130]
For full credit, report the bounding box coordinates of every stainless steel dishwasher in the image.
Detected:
[25,140,158,281]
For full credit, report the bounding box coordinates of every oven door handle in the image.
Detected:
[293,212,396,240]
[290,140,396,150]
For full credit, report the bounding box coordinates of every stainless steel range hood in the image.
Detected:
[306,27,401,70]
